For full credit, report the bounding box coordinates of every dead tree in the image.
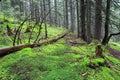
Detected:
[0,32,68,57]
[13,15,30,46]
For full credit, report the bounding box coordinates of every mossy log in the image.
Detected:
[0,32,68,57]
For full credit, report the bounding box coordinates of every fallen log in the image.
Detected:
[0,32,68,57]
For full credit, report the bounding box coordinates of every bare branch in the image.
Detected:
[107,32,120,42]
[13,15,30,46]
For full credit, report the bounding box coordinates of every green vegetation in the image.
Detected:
[0,14,120,80]
[0,40,120,80]
[109,42,120,51]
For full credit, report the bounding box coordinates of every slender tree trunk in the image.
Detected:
[43,0,48,39]
[102,0,111,45]
[63,1,66,27]
[54,0,58,26]
[40,0,43,22]
[48,0,52,26]
[34,4,39,22]
[65,0,68,29]
[76,0,80,38]
[29,0,34,20]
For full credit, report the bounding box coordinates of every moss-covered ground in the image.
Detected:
[0,13,120,80]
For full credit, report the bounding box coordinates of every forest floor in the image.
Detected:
[64,34,86,46]
[108,47,120,60]
[65,34,120,61]
[0,14,120,80]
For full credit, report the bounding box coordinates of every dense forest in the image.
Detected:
[0,0,120,80]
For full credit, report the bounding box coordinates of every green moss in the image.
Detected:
[109,42,120,51]
[71,46,83,54]
[41,43,69,56]
[82,57,90,65]
[43,68,80,80]
[0,15,120,79]
[91,58,105,66]
[105,55,120,66]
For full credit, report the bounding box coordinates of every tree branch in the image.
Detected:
[107,32,120,42]
[13,15,30,46]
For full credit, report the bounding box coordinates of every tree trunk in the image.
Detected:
[94,0,102,40]
[63,1,66,28]
[70,0,75,32]
[65,0,69,29]
[86,0,92,43]
[29,0,34,20]
[48,0,52,26]
[43,0,48,39]
[80,0,87,41]
[76,0,80,38]
[54,0,58,26]
[102,0,111,45]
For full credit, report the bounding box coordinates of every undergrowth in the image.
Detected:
[109,42,120,51]
[0,39,120,80]
[0,14,120,80]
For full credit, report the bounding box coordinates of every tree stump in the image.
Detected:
[95,44,104,58]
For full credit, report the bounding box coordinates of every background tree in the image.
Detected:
[65,0,68,29]
[94,0,102,40]
[69,0,75,32]
[86,0,92,43]
[80,0,87,41]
